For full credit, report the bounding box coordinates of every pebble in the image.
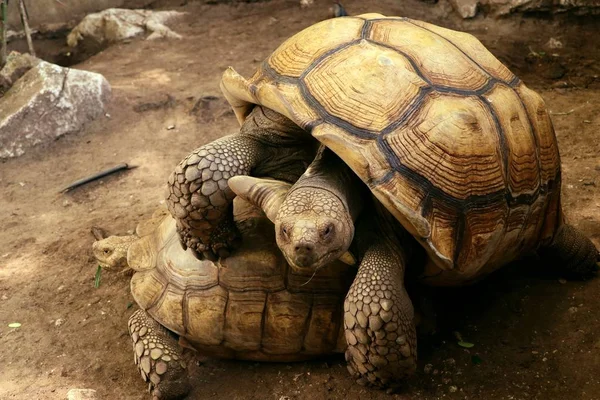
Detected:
[558,278,567,284]
[67,389,97,400]
[166,125,175,130]
[55,319,65,327]
[568,307,578,314]
[449,386,458,393]
[62,200,72,207]
[424,363,433,374]
[545,37,563,49]
[1,294,8,300]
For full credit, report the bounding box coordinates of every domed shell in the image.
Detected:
[220,14,563,285]
[128,200,354,361]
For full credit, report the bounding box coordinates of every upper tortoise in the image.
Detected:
[164,14,598,391]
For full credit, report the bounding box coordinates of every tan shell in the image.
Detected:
[128,199,354,361]
[220,14,563,285]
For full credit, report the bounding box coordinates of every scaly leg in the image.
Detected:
[344,240,417,389]
[129,310,190,400]
[542,224,599,277]
[166,133,265,259]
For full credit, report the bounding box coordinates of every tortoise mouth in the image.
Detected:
[285,246,344,273]
[96,261,113,270]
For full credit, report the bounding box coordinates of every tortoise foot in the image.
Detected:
[129,310,190,400]
[343,242,417,389]
[176,214,241,261]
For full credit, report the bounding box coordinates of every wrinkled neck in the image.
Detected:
[291,146,366,222]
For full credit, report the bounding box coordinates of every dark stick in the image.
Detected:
[60,163,136,193]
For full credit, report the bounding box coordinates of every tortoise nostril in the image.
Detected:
[295,243,315,253]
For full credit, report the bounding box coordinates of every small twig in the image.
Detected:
[60,163,136,193]
[0,0,7,67]
[550,109,575,116]
[18,0,34,57]
[549,101,590,116]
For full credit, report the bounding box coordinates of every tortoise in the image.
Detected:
[165,13,599,389]
[92,199,355,399]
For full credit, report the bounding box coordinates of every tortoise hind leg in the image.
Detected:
[129,310,190,400]
[541,224,599,278]
[344,241,417,389]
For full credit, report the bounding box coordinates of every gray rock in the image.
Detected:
[66,388,97,400]
[0,51,41,93]
[0,62,111,159]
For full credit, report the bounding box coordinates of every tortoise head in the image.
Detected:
[229,176,356,273]
[92,235,137,269]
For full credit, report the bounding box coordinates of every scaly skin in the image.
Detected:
[543,224,599,277]
[344,213,417,389]
[166,106,314,260]
[276,187,353,270]
[275,147,363,271]
[129,310,190,400]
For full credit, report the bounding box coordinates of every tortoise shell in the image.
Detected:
[220,14,563,285]
[128,200,353,361]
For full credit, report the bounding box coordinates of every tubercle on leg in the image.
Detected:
[129,310,190,400]
[343,243,417,388]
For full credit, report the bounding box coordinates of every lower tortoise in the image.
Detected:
[93,199,355,399]
[100,13,598,398]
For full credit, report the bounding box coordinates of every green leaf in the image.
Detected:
[126,302,133,309]
[471,354,483,365]
[8,322,21,328]
[94,265,102,288]
[458,341,475,348]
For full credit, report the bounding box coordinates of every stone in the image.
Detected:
[0,51,41,93]
[448,0,479,18]
[67,389,97,400]
[67,9,187,48]
[0,62,111,159]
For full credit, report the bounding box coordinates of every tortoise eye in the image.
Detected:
[103,248,110,254]
[281,226,289,238]
[322,224,334,239]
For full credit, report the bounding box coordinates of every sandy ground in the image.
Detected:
[0,1,599,399]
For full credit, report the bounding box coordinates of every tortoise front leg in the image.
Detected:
[167,106,314,260]
[166,133,269,259]
[129,310,190,400]
[344,240,417,389]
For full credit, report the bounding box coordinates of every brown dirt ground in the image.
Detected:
[1,1,600,399]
